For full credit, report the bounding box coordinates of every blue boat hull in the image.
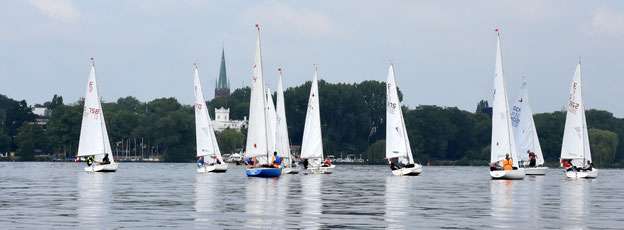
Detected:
[246,168,282,177]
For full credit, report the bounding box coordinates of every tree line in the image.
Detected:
[1,80,623,167]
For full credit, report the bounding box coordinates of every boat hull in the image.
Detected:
[392,164,423,176]
[308,165,335,174]
[85,163,118,172]
[282,167,300,174]
[246,168,282,177]
[566,168,598,179]
[525,167,548,175]
[490,169,526,180]
[197,163,228,173]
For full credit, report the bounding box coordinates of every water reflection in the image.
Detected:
[490,180,516,228]
[384,176,408,229]
[77,172,112,228]
[244,177,288,229]
[561,178,589,227]
[301,175,322,229]
[194,173,216,225]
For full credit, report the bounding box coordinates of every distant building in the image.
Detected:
[32,107,51,128]
[215,48,230,97]
[211,107,247,132]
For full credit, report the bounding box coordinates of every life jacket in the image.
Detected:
[273,156,281,165]
[325,159,331,165]
[87,156,93,166]
[503,159,513,170]
[564,161,571,167]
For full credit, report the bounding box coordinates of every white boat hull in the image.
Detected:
[525,167,548,175]
[197,163,228,173]
[282,167,300,174]
[566,168,598,178]
[308,165,335,174]
[391,164,422,176]
[84,163,118,172]
[490,169,526,180]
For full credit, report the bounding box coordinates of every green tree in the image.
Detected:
[588,128,618,166]
[15,123,48,153]
[18,140,35,161]
[216,129,245,154]
[363,139,386,163]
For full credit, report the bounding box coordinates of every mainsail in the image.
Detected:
[193,65,222,162]
[385,64,414,164]
[490,33,519,167]
[510,78,544,165]
[244,26,269,165]
[77,63,114,163]
[275,69,292,159]
[300,69,324,160]
[561,63,591,167]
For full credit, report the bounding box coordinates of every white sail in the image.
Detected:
[77,64,113,163]
[275,70,292,159]
[385,64,413,164]
[490,33,519,167]
[193,66,222,162]
[561,63,590,167]
[265,87,277,156]
[511,78,544,165]
[300,69,324,160]
[244,27,269,165]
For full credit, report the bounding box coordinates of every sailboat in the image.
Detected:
[194,63,227,173]
[511,78,548,175]
[77,58,118,172]
[245,24,282,177]
[276,69,300,174]
[489,31,526,180]
[301,67,335,174]
[560,62,597,178]
[385,64,422,176]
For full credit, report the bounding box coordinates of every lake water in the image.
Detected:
[0,162,622,229]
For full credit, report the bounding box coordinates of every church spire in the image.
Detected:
[215,45,230,97]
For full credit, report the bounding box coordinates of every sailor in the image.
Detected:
[519,160,524,168]
[390,159,400,170]
[585,160,594,171]
[271,152,281,168]
[502,153,513,170]
[323,157,332,167]
[247,157,256,169]
[87,155,94,166]
[302,159,309,169]
[215,157,221,165]
[197,157,204,167]
[97,153,111,165]
[528,150,537,167]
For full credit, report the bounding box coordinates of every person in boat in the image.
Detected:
[247,157,256,169]
[322,157,331,167]
[87,155,94,166]
[564,159,578,172]
[390,160,400,170]
[519,160,524,168]
[271,152,281,168]
[215,157,221,165]
[302,159,309,169]
[96,153,111,165]
[502,153,513,171]
[490,162,500,171]
[584,160,594,171]
[198,157,205,167]
[528,150,537,167]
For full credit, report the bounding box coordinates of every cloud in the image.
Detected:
[243,3,348,39]
[25,0,79,22]
[582,7,624,37]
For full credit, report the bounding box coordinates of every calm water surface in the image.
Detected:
[0,162,622,229]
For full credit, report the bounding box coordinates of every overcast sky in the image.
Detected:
[1,0,623,116]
